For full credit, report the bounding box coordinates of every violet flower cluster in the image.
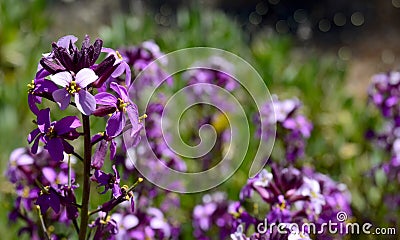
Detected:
[192,164,352,240]
[256,95,313,163]
[6,147,78,239]
[368,71,400,182]
[8,35,150,240]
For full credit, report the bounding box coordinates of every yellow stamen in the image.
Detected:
[66,80,81,94]
[27,80,35,93]
[116,51,123,60]
[138,114,147,123]
[117,98,129,112]
[46,126,56,139]
[22,186,30,198]
[279,200,286,211]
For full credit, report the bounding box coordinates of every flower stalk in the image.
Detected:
[79,114,92,240]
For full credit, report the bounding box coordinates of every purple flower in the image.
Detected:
[102,47,132,86]
[27,108,81,161]
[36,187,61,215]
[27,69,58,115]
[51,68,98,115]
[256,96,312,163]
[89,212,119,239]
[282,115,312,138]
[40,35,103,74]
[91,165,121,198]
[95,82,140,138]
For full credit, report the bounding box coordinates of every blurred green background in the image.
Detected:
[1,0,399,239]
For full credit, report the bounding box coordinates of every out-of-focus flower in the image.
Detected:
[256,95,312,163]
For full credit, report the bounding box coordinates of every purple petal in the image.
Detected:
[110,82,128,101]
[75,68,98,88]
[111,63,124,78]
[42,167,57,182]
[57,35,78,49]
[124,63,132,87]
[110,139,117,160]
[28,128,41,143]
[53,89,71,110]
[31,137,41,154]
[112,185,121,198]
[101,47,115,54]
[47,138,64,161]
[127,104,139,131]
[54,116,81,135]
[75,90,96,115]
[62,140,75,154]
[91,140,108,169]
[112,165,120,182]
[94,92,117,106]
[50,71,72,87]
[37,108,51,132]
[28,94,40,115]
[106,112,125,137]
[130,198,135,212]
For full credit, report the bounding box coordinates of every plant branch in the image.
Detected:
[37,206,51,240]
[71,151,84,162]
[78,114,92,240]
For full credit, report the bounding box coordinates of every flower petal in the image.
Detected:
[54,116,82,135]
[37,108,51,132]
[75,68,98,88]
[28,128,41,143]
[91,140,108,169]
[57,35,78,49]
[53,89,71,110]
[110,139,117,160]
[47,138,64,161]
[94,92,117,106]
[75,90,96,115]
[110,82,128,101]
[106,112,125,137]
[50,71,72,87]
[31,137,41,154]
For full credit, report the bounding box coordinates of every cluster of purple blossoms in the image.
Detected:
[115,41,172,96]
[184,56,238,97]
[368,71,400,182]
[231,164,352,239]
[6,147,78,239]
[257,95,313,163]
[192,192,251,240]
[7,35,151,239]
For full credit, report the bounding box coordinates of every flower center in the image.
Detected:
[66,80,81,94]
[117,98,129,112]
[27,80,35,93]
[22,186,30,198]
[279,200,286,211]
[46,126,57,139]
[100,216,111,225]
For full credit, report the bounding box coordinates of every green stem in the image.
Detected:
[78,114,92,240]
[37,206,50,240]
